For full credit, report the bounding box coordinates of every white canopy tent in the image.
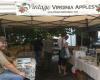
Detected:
[0,0,100,28]
[0,14,99,28]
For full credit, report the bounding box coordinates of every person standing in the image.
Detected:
[58,33,69,75]
[32,37,43,66]
[43,35,53,69]
[0,36,25,80]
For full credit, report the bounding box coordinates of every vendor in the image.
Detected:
[0,36,25,80]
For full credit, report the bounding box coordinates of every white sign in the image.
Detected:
[15,0,100,16]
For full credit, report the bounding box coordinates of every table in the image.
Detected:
[75,58,100,80]
[16,58,36,80]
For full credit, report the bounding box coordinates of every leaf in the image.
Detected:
[22,3,27,6]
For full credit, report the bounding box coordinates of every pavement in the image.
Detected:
[35,58,74,80]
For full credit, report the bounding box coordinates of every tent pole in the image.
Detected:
[81,19,89,47]
[86,19,91,48]
[0,20,7,38]
[3,25,7,39]
[31,16,33,25]
[86,19,88,28]
[81,32,83,46]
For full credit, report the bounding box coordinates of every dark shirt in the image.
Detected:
[33,39,43,51]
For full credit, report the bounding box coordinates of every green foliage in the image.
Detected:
[31,27,69,39]
[6,26,77,45]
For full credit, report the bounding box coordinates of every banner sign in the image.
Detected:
[16,0,100,16]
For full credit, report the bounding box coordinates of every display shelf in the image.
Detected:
[52,38,59,55]
[52,38,60,62]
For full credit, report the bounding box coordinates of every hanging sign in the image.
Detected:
[15,0,100,16]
